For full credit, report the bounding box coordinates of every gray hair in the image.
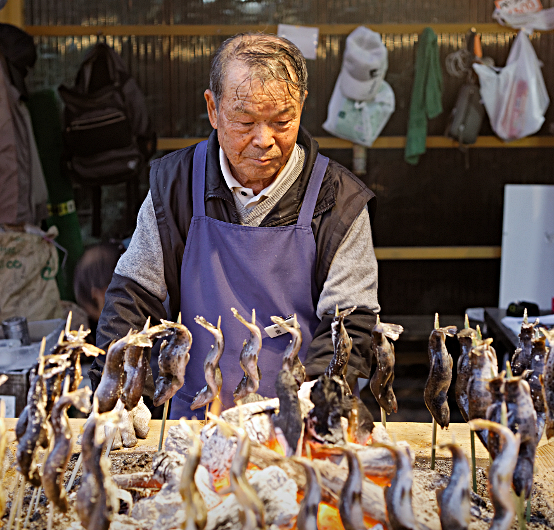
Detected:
[209,33,308,109]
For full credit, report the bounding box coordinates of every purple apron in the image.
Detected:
[172,140,329,419]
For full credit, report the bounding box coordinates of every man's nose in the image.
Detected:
[251,123,275,149]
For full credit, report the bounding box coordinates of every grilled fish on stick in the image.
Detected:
[43,387,92,512]
[524,332,547,441]
[292,457,321,530]
[153,318,193,407]
[511,310,538,376]
[539,327,554,439]
[229,425,265,530]
[505,376,537,499]
[326,306,357,394]
[96,330,133,413]
[191,316,225,411]
[120,319,172,411]
[378,443,418,530]
[486,372,506,460]
[436,442,471,530]
[470,419,519,530]
[339,447,366,530]
[424,314,456,429]
[16,352,47,487]
[271,315,305,388]
[455,316,477,422]
[178,420,207,530]
[467,338,498,447]
[76,402,122,530]
[232,308,262,402]
[370,315,403,415]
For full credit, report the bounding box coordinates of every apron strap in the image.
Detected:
[192,140,208,217]
[297,154,329,228]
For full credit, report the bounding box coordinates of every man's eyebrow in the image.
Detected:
[229,103,297,117]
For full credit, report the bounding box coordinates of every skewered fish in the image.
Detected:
[325,306,357,394]
[378,443,417,530]
[292,457,321,530]
[96,330,133,413]
[467,338,498,447]
[120,319,161,411]
[455,315,477,422]
[179,420,207,530]
[16,353,47,487]
[76,403,122,530]
[511,310,537,376]
[424,315,456,429]
[229,425,265,530]
[191,316,225,410]
[539,327,554,439]
[43,386,92,512]
[307,375,349,445]
[344,394,375,446]
[470,419,519,530]
[370,316,403,415]
[505,376,536,498]
[271,315,305,388]
[524,332,547,441]
[339,447,366,530]
[153,319,193,407]
[232,308,263,402]
[486,371,506,460]
[436,442,471,530]
[273,368,303,456]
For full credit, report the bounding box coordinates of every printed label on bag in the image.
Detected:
[495,0,542,15]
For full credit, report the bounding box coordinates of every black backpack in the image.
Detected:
[58,42,156,186]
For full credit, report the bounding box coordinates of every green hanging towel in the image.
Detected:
[404,27,443,165]
[27,90,84,301]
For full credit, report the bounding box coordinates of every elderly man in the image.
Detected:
[93,33,380,419]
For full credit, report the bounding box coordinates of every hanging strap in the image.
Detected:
[297,154,329,227]
[192,140,208,217]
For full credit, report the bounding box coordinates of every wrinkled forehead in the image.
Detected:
[221,59,301,104]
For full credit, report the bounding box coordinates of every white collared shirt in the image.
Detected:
[219,145,301,209]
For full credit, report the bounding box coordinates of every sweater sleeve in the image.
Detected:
[304,205,379,381]
[114,191,167,301]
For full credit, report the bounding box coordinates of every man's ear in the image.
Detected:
[204,89,218,129]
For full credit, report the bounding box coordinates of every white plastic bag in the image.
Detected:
[473,31,549,141]
[322,80,395,147]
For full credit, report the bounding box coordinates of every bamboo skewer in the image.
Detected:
[158,399,170,452]
[381,408,387,428]
[430,418,437,470]
[7,475,24,530]
[66,453,82,492]
[22,487,38,529]
[470,430,477,493]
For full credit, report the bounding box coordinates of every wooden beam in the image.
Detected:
[24,22,516,38]
[374,246,502,260]
[157,136,554,151]
[0,0,24,27]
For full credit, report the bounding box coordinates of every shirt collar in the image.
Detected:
[219,146,300,208]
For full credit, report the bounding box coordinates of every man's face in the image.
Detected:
[205,61,305,191]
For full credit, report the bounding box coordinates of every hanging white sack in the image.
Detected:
[473,31,549,141]
[323,80,395,147]
[323,26,395,147]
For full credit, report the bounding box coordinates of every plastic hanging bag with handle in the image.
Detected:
[473,30,549,141]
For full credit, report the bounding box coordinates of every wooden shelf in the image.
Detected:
[157,136,554,151]
[374,246,501,260]
[24,23,517,37]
